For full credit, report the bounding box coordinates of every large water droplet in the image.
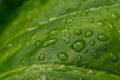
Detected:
[63,35,70,44]
[77,55,82,63]
[112,13,119,20]
[43,39,57,47]
[97,34,109,41]
[39,53,45,61]
[85,30,93,37]
[71,39,86,52]
[109,53,118,61]
[73,28,82,35]
[57,52,68,61]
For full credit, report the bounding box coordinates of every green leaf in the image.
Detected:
[0,0,120,80]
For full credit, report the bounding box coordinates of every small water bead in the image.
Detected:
[71,39,86,52]
[65,18,73,24]
[77,55,82,63]
[39,53,45,61]
[93,46,101,58]
[112,13,119,20]
[21,60,25,65]
[61,28,69,34]
[43,39,57,48]
[85,30,93,37]
[23,76,31,80]
[48,29,59,35]
[63,35,70,44]
[57,52,68,61]
[73,28,82,35]
[83,49,88,54]
[97,21,105,27]
[88,18,94,23]
[97,34,109,41]
[109,53,118,62]
[35,40,41,46]
[81,12,88,16]
[90,40,95,46]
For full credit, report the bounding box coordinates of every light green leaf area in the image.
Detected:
[0,0,120,80]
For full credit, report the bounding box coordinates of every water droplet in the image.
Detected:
[57,65,69,71]
[21,60,25,65]
[35,40,41,46]
[43,39,57,48]
[97,34,109,41]
[71,39,86,52]
[77,55,82,63]
[81,12,87,16]
[57,52,68,61]
[48,29,59,36]
[63,35,70,44]
[93,46,101,58]
[65,18,73,24]
[73,28,82,35]
[84,49,88,54]
[61,28,69,33]
[109,53,118,61]
[90,40,95,46]
[97,21,105,27]
[85,30,93,37]
[23,76,30,80]
[88,18,94,23]
[39,53,45,61]
[112,13,119,20]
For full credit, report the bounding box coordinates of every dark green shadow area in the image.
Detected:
[0,0,27,36]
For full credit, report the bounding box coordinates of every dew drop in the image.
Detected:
[93,46,101,58]
[84,49,88,54]
[57,65,69,71]
[77,55,82,63]
[88,18,94,23]
[23,76,30,80]
[65,18,73,24]
[85,30,93,37]
[35,40,41,46]
[71,39,86,52]
[97,21,105,27]
[43,38,57,48]
[73,28,82,35]
[109,53,118,61]
[112,13,119,20]
[97,34,109,41]
[61,28,69,34]
[81,12,87,16]
[63,35,70,44]
[48,29,59,36]
[90,40,95,46]
[39,53,45,61]
[21,60,25,65]
[57,52,68,61]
